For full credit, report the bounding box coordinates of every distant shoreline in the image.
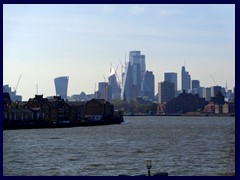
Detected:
[124,114,235,117]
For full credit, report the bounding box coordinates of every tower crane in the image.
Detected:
[14,74,22,94]
[119,59,125,88]
[103,76,106,82]
[210,75,218,86]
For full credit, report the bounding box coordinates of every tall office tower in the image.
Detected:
[97,82,111,101]
[192,80,200,89]
[164,72,177,97]
[129,51,146,84]
[211,86,222,97]
[197,87,204,98]
[181,66,191,93]
[121,51,146,100]
[203,87,211,101]
[158,81,175,104]
[108,68,121,100]
[191,80,200,95]
[141,71,155,101]
[54,76,69,100]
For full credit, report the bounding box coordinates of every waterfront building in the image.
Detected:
[54,76,69,101]
[158,81,175,104]
[164,91,205,114]
[141,71,155,101]
[181,66,191,93]
[223,102,235,114]
[22,95,85,122]
[121,51,146,100]
[85,99,114,120]
[164,72,177,97]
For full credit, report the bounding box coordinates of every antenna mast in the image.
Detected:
[36,83,38,95]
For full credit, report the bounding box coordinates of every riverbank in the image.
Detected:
[3,116,124,130]
[124,113,235,117]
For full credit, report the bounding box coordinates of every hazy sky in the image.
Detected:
[3,4,235,101]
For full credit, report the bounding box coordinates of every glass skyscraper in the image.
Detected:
[141,71,155,101]
[54,76,69,100]
[164,72,177,97]
[121,51,146,100]
[181,66,191,93]
[108,68,121,100]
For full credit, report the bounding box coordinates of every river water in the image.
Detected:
[3,116,235,176]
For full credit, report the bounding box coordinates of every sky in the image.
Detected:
[3,4,235,101]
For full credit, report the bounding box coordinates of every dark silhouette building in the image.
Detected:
[164,91,205,114]
[158,81,175,104]
[141,71,155,101]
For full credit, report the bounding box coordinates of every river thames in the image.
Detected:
[3,116,235,176]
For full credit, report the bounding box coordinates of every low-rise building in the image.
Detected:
[203,102,215,113]
[223,102,235,114]
[214,104,223,114]
[85,99,114,120]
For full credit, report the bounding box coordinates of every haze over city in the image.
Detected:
[3,4,235,101]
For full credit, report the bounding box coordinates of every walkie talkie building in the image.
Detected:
[54,76,69,100]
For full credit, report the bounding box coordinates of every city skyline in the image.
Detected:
[3,4,235,101]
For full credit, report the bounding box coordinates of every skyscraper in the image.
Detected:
[164,72,177,97]
[108,68,121,100]
[192,80,200,89]
[181,66,191,93]
[203,87,211,101]
[129,51,146,84]
[54,76,69,100]
[141,71,155,101]
[191,80,200,95]
[211,86,222,97]
[121,51,146,100]
[158,81,175,104]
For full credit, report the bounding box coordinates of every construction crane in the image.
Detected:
[14,74,22,94]
[114,65,122,88]
[119,59,125,88]
[103,76,106,82]
[210,75,218,86]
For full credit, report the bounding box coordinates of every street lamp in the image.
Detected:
[146,160,152,176]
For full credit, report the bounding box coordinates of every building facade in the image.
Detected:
[192,80,200,89]
[203,87,211,101]
[108,68,121,100]
[54,76,69,100]
[141,71,155,101]
[158,81,175,104]
[121,51,146,100]
[181,66,191,93]
[3,84,22,102]
[211,86,222,97]
[164,72,177,97]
